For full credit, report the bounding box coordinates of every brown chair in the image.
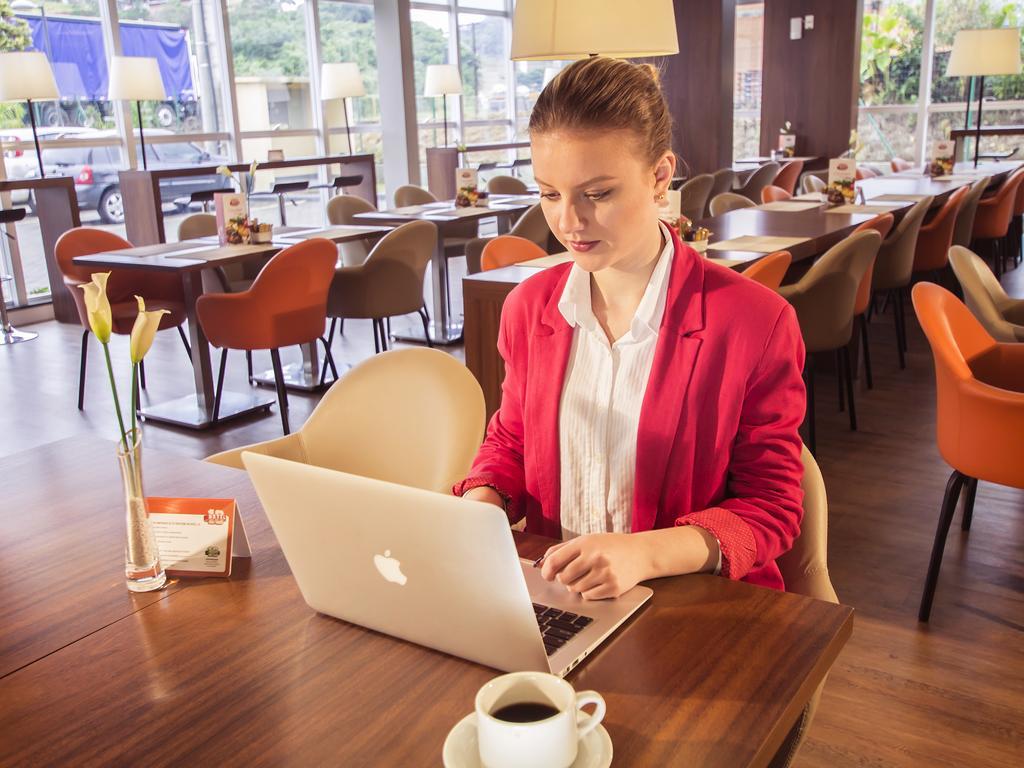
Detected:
[481,235,547,272]
[761,185,792,204]
[678,173,714,222]
[735,161,780,203]
[195,238,339,435]
[801,174,826,195]
[55,227,191,410]
[851,214,895,391]
[465,203,553,274]
[487,175,529,195]
[951,176,991,249]
[326,194,378,267]
[741,250,791,291]
[970,166,1024,278]
[950,245,1024,342]
[913,185,969,277]
[890,158,913,173]
[707,168,735,216]
[779,230,882,454]
[773,160,805,196]
[709,192,755,217]
[871,197,933,370]
[326,220,437,355]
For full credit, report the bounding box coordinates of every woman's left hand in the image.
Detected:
[539,533,650,600]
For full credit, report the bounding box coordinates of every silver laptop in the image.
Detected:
[242,452,652,677]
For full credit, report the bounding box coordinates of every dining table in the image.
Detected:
[0,435,854,767]
[72,224,392,429]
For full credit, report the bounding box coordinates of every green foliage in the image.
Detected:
[0,0,31,52]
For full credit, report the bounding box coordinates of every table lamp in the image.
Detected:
[0,52,59,178]
[321,62,366,156]
[424,64,462,148]
[946,28,1022,167]
[511,0,678,60]
[107,55,167,170]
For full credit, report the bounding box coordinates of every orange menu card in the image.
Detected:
[147,497,252,578]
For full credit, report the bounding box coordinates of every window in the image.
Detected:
[733,3,764,161]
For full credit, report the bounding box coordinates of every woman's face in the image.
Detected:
[531,128,675,273]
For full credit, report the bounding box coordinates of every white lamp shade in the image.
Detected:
[321,62,365,100]
[108,56,167,101]
[0,52,59,102]
[512,0,679,60]
[946,28,1022,76]
[424,64,463,97]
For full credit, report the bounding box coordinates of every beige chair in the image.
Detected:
[779,230,882,454]
[177,212,217,241]
[771,445,840,768]
[179,212,256,297]
[205,347,485,494]
[801,174,827,195]
[951,176,991,249]
[678,173,714,222]
[394,184,436,207]
[709,192,756,217]
[327,194,378,267]
[465,203,554,274]
[949,245,1024,342]
[707,168,735,215]
[487,175,529,195]
[326,220,436,354]
[735,162,780,203]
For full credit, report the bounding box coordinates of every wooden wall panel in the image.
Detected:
[759,0,863,160]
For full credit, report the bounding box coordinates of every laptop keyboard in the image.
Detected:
[533,603,594,656]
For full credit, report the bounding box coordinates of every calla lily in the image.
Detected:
[129,296,169,363]
[216,164,233,178]
[79,272,113,343]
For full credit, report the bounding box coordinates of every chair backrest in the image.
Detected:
[952,177,991,248]
[54,227,133,285]
[481,235,547,271]
[299,348,485,492]
[949,245,1022,342]
[678,173,715,222]
[773,160,804,195]
[890,157,913,173]
[851,214,894,315]
[709,192,755,216]
[736,161,780,202]
[362,220,438,315]
[872,196,932,292]
[913,185,968,272]
[708,168,735,214]
[761,185,792,203]
[801,174,826,195]
[487,175,529,195]
[742,250,791,291]
[510,202,554,249]
[177,213,217,241]
[394,184,436,207]
[327,194,378,266]
[785,230,881,352]
[971,166,1024,240]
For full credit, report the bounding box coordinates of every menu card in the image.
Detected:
[928,140,955,177]
[778,132,797,158]
[657,189,682,225]
[827,159,857,205]
[148,497,251,578]
[455,168,480,207]
[214,192,249,245]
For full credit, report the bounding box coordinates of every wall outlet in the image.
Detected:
[790,17,803,40]
[804,15,815,30]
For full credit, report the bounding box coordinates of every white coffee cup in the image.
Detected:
[475,671,605,768]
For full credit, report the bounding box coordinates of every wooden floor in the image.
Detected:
[1,270,1021,767]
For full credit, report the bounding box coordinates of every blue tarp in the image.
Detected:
[18,15,194,101]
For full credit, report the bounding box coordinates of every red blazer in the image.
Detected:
[454,230,807,590]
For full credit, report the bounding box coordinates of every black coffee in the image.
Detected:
[491,702,560,723]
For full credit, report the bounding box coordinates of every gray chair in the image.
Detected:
[487,175,529,195]
[709,192,756,217]
[707,168,735,216]
[951,176,990,249]
[801,174,827,195]
[735,162,780,203]
[949,245,1024,342]
[327,194,378,267]
[465,203,554,274]
[678,173,714,222]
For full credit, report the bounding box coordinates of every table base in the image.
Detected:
[139,391,275,430]
[393,321,463,347]
[253,362,328,393]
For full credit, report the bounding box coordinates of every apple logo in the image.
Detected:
[373,550,407,586]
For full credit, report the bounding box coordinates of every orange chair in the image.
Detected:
[742,250,791,291]
[772,160,804,196]
[890,158,913,173]
[851,214,894,391]
[971,166,1024,278]
[196,238,338,435]
[761,185,793,204]
[480,235,548,271]
[911,282,1024,621]
[913,186,968,277]
[55,227,191,410]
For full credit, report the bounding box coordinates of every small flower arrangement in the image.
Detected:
[224,215,251,245]
[456,185,486,207]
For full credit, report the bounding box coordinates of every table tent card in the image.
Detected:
[657,189,682,224]
[147,497,251,578]
[214,192,249,245]
[778,132,797,158]
[455,167,481,207]
[827,159,857,205]
[928,140,955,177]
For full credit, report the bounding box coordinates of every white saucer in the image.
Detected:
[442,712,612,768]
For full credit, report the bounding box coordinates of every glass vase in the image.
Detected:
[118,430,166,593]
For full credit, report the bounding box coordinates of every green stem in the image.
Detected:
[131,363,138,446]
[102,342,129,453]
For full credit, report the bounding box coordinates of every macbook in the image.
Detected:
[242,452,652,677]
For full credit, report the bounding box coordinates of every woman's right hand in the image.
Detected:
[462,486,505,509]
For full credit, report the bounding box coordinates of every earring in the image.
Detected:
[656,193,666,201]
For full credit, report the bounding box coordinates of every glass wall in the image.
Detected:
[733,2,764,161]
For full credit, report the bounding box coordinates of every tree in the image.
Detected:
[0,0,31,52]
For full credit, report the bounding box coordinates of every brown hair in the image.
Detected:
[529,57,673,165]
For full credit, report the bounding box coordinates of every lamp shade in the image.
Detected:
[0,52,58,102]
[107,56,167,101]
[321,62,366,100]
[424,64,463,97]
[511,0,679,60]
[946,28,1022,76]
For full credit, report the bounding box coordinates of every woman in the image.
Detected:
[454,57,806,598]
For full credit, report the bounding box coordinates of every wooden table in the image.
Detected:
[72,227,390,428]
[354,199,534,346]
[0,436,853,767]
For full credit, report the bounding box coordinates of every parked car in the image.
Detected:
[1,127,96,205]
